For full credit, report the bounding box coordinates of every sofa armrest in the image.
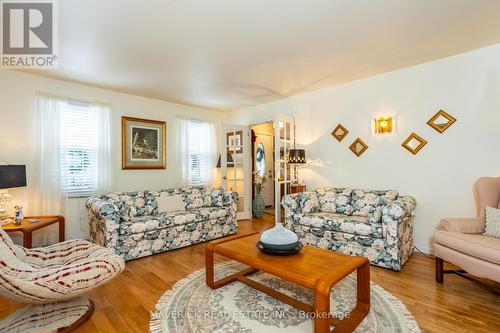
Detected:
[86,197,121,248]
[439,218,484,234]
[86,197,120,222]
[282,191,321,214]
[206,188,238,212]
[281,193,304,215]
[223,190,238,210]
[382,196,416,222]
[381,196,416,239]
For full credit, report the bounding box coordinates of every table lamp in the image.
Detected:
[287,149,306,183]
[0,165,27,220]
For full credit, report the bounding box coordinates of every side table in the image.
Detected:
[289,184,306,194]
[2,215,65,248]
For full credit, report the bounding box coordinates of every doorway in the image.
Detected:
[251,122,275,216]
[219,116,293,222]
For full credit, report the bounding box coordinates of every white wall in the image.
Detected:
[228,44,500,251]
[0,71,227,244]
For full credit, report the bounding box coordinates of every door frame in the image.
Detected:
[274,114,294,224]
[251,126,275,208]
[249,114,294,224]
[220,124,252,220]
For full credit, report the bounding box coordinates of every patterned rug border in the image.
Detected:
[150,261,420,333]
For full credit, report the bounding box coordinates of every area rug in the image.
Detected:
[150,261,420,333]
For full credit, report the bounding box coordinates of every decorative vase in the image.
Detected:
[252,192,265,217]
[260,222,299,247]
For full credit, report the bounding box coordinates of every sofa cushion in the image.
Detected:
[434,230,500,265]
[195,206,231,221]
[484,206,500,238]
[103,191,156,221]
[295,212,383,238]
[351,189,398,221]
[148,186,207,213]
[182,187,207,209]
[120,207,230,235]
[315,188,353,215]
[297,192,320,213]
[157,195,186,213]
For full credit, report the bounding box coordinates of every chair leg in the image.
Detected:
[59,299,95,332]
[436,257,444,283]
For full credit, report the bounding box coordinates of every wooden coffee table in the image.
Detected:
[206,232,370,333]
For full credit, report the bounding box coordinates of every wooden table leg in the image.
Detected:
[206,242,258,289]
[331,261,371,333]
[206,243,216,288]
[58,216,65,242]
[23,231,32,249]
[357,261,371,306]
[314,260,370,333]
[314,287,331,333]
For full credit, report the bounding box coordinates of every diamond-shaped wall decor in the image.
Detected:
[331,124,349,142]
[349,138,368,157]
[402,132,427,155]
[427,110,456,133]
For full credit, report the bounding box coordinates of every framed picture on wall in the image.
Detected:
[122,116,167,169]
[226,130,243,154]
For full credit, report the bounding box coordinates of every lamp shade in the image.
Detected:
[216,154,234,168]
[0,165,27,189]
[287,149,306,164]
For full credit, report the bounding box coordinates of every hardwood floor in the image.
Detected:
[1,216,499,332]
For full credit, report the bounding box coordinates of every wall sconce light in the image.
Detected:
[374,116,393,134]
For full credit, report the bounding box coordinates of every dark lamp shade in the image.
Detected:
[0,165,27,189]
[287,149,306,164]
[216,154,234,168]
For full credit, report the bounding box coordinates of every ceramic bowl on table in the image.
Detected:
[258,223,302,255]
[259,241,300,251]
[256,241,303,256]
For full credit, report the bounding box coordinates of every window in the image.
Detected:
[177,119,216,185]
[59,102,100,197]
[188,121,210,184]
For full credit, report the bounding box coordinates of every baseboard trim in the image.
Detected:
[414,245,433,255]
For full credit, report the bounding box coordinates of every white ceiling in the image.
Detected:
[28,0,500,110]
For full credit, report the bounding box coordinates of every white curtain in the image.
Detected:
[173,118,190,186]
[173,117,216,187]
[94,103,112,194]
[31,95,112,244]
[32,94,68,217]
[201,121,217,187]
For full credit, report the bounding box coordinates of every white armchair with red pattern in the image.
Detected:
[0,228,125,331]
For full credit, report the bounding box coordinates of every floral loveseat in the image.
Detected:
[282,188,416,271]
[86,186,238,261]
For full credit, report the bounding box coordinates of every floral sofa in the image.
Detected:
[86,186,238,261]
[282,188,416,271]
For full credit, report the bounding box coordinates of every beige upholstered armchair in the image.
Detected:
[434,177,500,289]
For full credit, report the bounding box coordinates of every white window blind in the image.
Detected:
[177,119,216,185]
[59,102,99,197]
[188,120,211,184]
